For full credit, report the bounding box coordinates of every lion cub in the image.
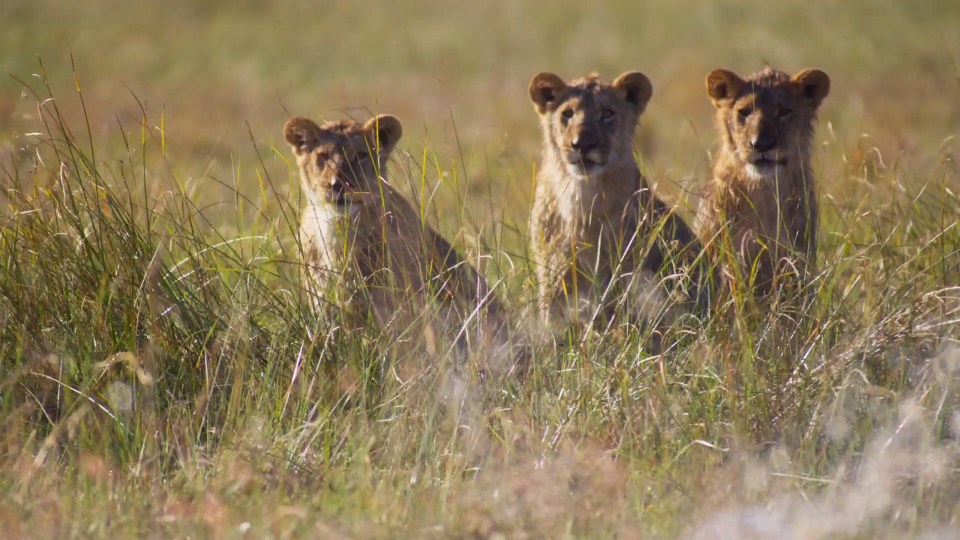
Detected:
[528,71,706,327]
[697,67,830,300]
[285,115,501,352]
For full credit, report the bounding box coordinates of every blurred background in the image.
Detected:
[1,0,958,257]
[2,4,960,537]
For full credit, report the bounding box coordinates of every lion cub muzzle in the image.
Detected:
[745,119,787,172]
[326,176,358,211]
[321,157,365,208]
[561,107,616,175]
[567,126,603,167]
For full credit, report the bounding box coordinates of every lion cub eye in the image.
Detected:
[355,151,370,162]
[560,109,574,123]
[601,109,615,122]
[737,108,752,120]
[778,108,793,119]
[316,152,331,166]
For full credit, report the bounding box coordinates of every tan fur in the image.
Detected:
[696,67,830,299]
[285,115,502,353]
[527,71,706,326]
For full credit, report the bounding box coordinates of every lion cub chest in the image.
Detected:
[299,201,363,288]
[534,171,641,279]
[299,197,431,304]
[531,165,666,325]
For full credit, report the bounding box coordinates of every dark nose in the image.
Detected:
[330,177,346,195]
[751,133,777,153]
[572,130,599,152]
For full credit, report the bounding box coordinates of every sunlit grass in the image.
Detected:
[1,1,959,536]
[1,49,960,539]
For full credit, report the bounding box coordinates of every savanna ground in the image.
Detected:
[2,0,960,538]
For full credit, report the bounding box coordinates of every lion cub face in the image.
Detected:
[284,115,403,212]
[529,71,652,177]
[706,67,830,180]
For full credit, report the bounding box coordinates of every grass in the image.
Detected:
[2,1,960,538]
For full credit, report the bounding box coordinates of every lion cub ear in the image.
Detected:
[284,117,322,154]
[705,69,744,106]
[363,115,403,156]
[529,72,567,114]
[612,71,653,115]
[792,68,830,108]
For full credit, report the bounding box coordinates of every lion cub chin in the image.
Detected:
[285,114,512,372]
[527,71,708,331]
[697,66,830,302]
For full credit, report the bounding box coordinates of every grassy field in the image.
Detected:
[3,0,960,538]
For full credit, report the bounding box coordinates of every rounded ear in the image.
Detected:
[792,68,830,108]
[705,69,744,106]
[284,117,321,153]
[528,72,567,114]
[612,71,653,115]
[364,114,403,154]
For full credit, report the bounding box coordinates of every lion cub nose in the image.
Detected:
[571,130,599,152]
[750,134,777,153]
[330,177,346,194]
